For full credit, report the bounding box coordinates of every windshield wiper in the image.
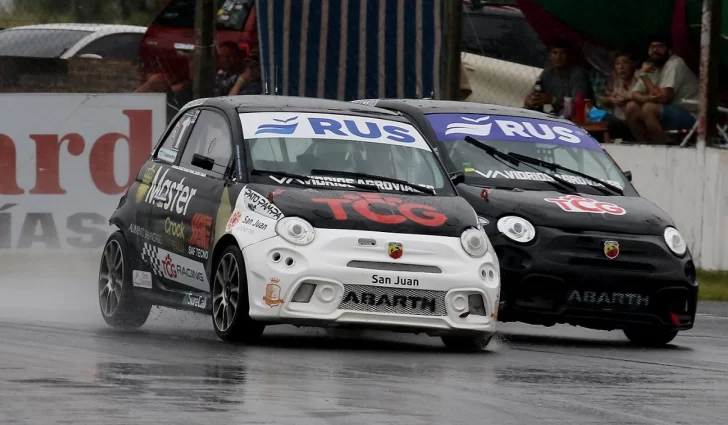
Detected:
[507,152,624,196]
[463,136,578,194]
[310,169,436,195]
[250,169,381,192]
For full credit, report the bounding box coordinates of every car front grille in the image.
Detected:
[338,284,447,317]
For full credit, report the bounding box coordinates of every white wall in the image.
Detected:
[604,145,728,270]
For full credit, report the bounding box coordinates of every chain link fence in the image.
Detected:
[0,0,723,146]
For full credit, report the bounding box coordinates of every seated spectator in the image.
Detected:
[600,51,639,142]
[625,36,699,143]
[524,39,594,116]
[215,41,247,96]
[228,52,263,95]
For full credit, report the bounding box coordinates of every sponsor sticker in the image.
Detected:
[341,290,437,313]
[263,278,284,307]
[141,242,208,291]
[132,270,153,289]
[128,223,162,244]
[468,169,623,190]
[237,214,269,234]
[164,217,186,239]
[142,166,197,216]
[189,213,212,250]
[226,210,242,232]
[544,195,626,216]
[371,274,419,286]
[238,112,432,151]
[183,292,207,309]
[311,193,447,227]
[244,187,284,221]
[268,175,435,193]
[425,113,602,152]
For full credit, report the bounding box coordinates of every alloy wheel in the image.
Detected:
[98,240,124,317]
[213,252,241,332]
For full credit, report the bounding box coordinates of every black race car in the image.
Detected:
[97,95,502,351]
[358,98,698,346]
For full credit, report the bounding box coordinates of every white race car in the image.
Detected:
[97,95,501,351]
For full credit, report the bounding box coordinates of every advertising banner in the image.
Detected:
[0,93,167,255]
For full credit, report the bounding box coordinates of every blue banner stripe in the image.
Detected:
[256,0,442,100]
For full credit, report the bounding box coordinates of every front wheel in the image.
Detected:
[98,231,152,329]
[623,327,678,347]
[441,333,494,352]
[211,244,265,343]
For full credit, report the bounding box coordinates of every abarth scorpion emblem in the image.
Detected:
[388,242,403,260]
[604,240,620,259]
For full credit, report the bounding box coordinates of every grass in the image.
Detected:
[698,269,728,301]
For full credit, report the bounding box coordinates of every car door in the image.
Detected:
[145,107,235,293]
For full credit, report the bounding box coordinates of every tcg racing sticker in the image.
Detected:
[544,195,626,215]
[141,242,209,292]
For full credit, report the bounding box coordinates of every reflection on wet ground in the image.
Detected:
[1,311,728,424]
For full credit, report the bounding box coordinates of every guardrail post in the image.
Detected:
[697,0,722,149]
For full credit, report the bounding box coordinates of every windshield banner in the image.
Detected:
[239,112,432,151]
[425,113,602,152]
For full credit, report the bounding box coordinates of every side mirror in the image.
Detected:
[449,170,465,185]
[192,153,215,171]
[624,170,632,182]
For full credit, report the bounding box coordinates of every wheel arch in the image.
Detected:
[209,234,243,290]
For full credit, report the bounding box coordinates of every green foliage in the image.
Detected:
[2,0,164,27]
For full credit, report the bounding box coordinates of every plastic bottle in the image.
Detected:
[573,91,585,124]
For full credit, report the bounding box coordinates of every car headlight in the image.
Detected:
[497,216,536,243]
[276,217,315,246]
[461,227,488,258]
[664,226,686,256]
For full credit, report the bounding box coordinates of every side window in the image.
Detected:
[156,109,200,164]
[179,109,233,177]
[74,33,144,59]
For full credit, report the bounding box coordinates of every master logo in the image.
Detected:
[388,242,403,260]
[604,240,620,259]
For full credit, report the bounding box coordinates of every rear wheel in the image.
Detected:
[623,327,678,347]
[441,333,494,352]
[211,245,265,343]
[98,231,152,329]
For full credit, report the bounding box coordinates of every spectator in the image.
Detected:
[600,51,639,142]
[625,36,699,143]
[215,41,247,96]
[524,39,594,115]
[228,52,263,95]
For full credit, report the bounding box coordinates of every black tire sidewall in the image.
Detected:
[98,230,151,327]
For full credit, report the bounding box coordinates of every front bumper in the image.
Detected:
[242,228,501,337]
[489,226,698,331]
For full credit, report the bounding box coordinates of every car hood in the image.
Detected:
[457,185,675,235]
[244,183,478,237]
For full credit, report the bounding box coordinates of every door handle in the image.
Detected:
[153,194,167,203]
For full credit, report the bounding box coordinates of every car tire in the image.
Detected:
[623,327,678,347]
[441,333,493,352]
[211,244,265,343]
[98,231,152,329]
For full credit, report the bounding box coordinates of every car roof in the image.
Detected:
[363,98,574,125]
[190,95,410,122]
[4,23,148,33]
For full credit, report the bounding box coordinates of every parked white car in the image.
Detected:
[0,23,147,59]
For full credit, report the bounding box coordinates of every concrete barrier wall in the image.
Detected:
[604,145,728,270]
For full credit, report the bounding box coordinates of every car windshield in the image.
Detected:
[0,29,91,57]
[240,112,453,195]
[425,113,634,196]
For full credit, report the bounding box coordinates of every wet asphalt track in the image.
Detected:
[2,274,728,425]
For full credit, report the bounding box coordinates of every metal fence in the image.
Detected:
[0,0,724,147]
